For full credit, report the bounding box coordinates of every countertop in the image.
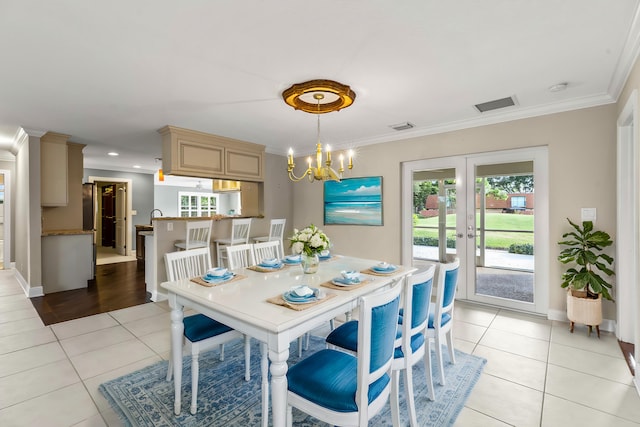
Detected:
[151,214,262,222]
[42,229,94,237]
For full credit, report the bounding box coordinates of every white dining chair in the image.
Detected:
[215,218,252,267]
[427,257,460,388]
[253,218,286,257]
[286,279,402,427]
[164,247,251,415]
[174,220,213,251]
[253,240,282,263]
[225,243,256,269]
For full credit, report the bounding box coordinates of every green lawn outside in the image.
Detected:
[414,213,534,249]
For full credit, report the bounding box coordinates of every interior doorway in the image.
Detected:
[88,176,135,265]
[616,89,639,391]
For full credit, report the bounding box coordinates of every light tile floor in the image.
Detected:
[0,269,638,426]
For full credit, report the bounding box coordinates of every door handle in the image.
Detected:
[467,233,475,239]
[456,232,464,238]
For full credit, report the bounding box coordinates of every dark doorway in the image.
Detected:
[101,184,116,247]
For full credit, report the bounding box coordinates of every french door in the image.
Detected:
[401,147,549,314]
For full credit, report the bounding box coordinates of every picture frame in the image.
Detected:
[324,176,383,225]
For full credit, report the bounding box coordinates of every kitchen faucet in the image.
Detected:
[149,208,164,224]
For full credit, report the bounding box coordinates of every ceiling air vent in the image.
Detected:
[474,96,516,113]
[389,122,415,131]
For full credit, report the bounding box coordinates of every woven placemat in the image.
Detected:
[266,293,336,311]
[247,264,289,273]
[190,274,247,288]
[360,267,404,277]
[321,278,373,291]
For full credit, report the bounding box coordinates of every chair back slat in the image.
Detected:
[231,218,252,244]
[185,220,212,250]
[254,240,281,262]
[225,243,256,269]
[268,218,286,241]
[165,247,212,281]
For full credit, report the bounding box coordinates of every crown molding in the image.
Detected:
[609,2,640,100]
[320,93,617,151]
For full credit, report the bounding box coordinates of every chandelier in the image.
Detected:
[282,79,356,182]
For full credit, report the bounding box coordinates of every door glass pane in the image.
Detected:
[474,163,535,303]
[412,168,457,264]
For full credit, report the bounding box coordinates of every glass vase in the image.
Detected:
[301,253,320,274]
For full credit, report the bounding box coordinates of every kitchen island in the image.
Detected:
[41,229,94,293]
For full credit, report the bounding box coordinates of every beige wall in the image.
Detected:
[251,152,294,248]
[291,104,618,318]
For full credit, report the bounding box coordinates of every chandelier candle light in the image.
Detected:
[283,79,356,183]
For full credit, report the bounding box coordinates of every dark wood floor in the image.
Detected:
[31,260,149,325]
[619,340,636,376]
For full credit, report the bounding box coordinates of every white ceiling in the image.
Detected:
[1,0,639,175]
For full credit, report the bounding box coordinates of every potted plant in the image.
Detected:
[557,218,614,336]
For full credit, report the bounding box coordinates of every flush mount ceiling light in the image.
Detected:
[283,79,356,183]
[282,79,356,114]
[107,151,119,156]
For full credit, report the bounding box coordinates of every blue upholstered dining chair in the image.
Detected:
[426,258,460,389]
[325,266,436,425]
[164,247,251,415]
[286,279,403,427]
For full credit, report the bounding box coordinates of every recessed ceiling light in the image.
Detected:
[108,152,119,156]
[133,165,141,169]
[548,82,568,92]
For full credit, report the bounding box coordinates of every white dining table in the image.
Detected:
[161,255,416,427]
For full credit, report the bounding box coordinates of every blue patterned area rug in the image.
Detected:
[99,336,486,426]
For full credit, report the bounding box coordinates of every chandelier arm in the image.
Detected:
[288,166,313,182]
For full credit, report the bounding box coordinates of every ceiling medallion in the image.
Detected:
[282,79,356,114]
[283,79,356,183]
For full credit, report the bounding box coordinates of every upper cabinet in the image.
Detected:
[158,125,265,181]
[41,132,70,206]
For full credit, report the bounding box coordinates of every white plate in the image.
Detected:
[259,263,283,269]
[331,275,364,286]
[283,290,317,304]
[371,265,397,273]
[203,273,235,283]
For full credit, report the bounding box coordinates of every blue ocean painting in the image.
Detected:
[324,177,383,225]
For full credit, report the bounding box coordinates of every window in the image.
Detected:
[178,192,219,217]
[510,196,526,209]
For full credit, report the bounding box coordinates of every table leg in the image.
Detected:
[260,342,269,427]
[269,347,290,427]
[170,306,184,415]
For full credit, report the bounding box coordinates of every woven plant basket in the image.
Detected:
[566,290,602,326]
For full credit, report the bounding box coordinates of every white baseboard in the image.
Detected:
[150,290,167,302]
[14,269,44,298]
[547,308,616,333]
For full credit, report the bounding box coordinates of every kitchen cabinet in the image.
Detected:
[158,125,265,181]
[41,132,70,206]
[135,225,153,261]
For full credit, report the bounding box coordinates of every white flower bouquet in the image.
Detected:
[289,224,330,256]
